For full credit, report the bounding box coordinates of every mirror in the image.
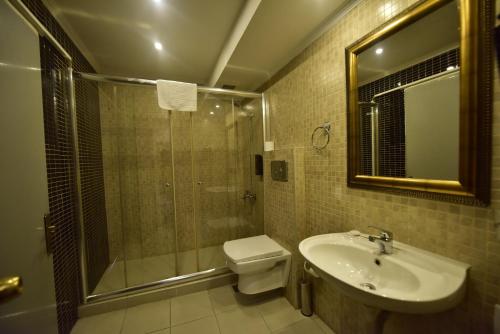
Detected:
[346,0,493,204]
[358,2,459,180]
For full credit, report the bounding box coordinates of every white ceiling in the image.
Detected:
[42,0,349,90]
[219,0,346,90]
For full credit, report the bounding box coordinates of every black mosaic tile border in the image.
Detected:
[39,36,80,334]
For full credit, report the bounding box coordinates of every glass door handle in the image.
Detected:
[0,276,23,304]
[44,214,56,254]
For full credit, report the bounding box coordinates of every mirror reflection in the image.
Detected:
[356,1,460,180]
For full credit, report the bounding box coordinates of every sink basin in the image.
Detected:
[299,232,470,314]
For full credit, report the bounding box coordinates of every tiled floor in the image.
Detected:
[93,246,226,294]
[74,285,335,334]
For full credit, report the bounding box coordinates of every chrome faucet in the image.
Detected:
[367,226,393,254]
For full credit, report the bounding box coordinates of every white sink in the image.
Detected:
[299,232,470,314]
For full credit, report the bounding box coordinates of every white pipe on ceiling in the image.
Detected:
[207,0,262,87]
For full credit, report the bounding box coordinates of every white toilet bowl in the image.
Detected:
[223,235,291,294]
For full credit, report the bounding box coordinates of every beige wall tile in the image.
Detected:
[262,0,500,332]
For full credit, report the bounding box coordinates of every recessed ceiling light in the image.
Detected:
[152,0,162,4]
[210,111,214,115]
[215,104,220,109]
[154,42,163,51]
[375,48,384,55]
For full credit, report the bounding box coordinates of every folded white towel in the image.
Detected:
[157,79,197,112]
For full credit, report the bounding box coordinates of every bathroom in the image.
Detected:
[0,0,499,333]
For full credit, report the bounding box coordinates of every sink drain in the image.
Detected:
[360,282,376,290]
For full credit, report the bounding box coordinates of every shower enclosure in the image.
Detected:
[74,73,264,300]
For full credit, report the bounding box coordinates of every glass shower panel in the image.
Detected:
[97,82,177,292]
[92,82,126,294]
[86,80,264,296]
[234,98,264,239]
[192,95,237,271]
[170,112,197,275]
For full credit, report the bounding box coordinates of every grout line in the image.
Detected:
[118,307,127,334]
[144,323,171,334]
[170,313,215,331]
[312,315,334,334]
[252,301,273,332]
[206,287,223,334]
[169,297,172,331]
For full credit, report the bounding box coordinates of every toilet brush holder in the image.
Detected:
[300,279,313,316]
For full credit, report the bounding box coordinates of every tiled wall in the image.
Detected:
[100,85,264,273]
[99,83,177,262]
[21,0,109,332]
[262,0,499,333]
[38,36,80,334]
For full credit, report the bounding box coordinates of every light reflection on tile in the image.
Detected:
[92,246,225,294]
[74,286,337,334]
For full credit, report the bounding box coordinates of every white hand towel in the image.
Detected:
[157,79,197,112]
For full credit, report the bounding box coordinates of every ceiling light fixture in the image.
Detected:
[215,104,220,109]
[154,42,163,51]
[375,48,384,55]
[210,111,215,115]
[152,0,162,4]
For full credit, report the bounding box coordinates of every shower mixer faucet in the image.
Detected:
[241,190,256,201]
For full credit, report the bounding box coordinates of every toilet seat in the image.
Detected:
[223,235,291,294]
[223,235,283,263]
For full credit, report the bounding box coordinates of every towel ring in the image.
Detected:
[311,122,331,150]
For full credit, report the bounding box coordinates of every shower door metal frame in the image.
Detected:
[73,72,263,99]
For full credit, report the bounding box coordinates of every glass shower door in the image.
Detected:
[90,83,264,295]
[170,111,197,275]
[191,95,236,271]
[97,82,177,293]
[234,98,264,240]
[192,95,264,271]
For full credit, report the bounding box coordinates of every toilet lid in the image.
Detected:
[223,235,283,263]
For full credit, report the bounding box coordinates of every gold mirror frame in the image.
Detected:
[346,0,493,205]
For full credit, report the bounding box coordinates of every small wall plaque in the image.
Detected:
[271,160,288,182]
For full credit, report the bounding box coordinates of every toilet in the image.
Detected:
[223,235,291,294]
